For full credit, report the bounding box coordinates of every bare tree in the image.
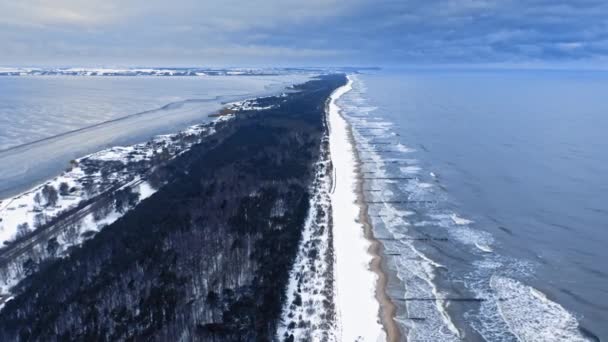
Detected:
[83,182,98,198]
[16,222,30,239]
[22,258,37,276]
[114,188,141,213]
[59,182,70,196]
[34,213,46,228]
[93,201,113,222]
[34,193,42,209]
[63,223,81,244]
[46,238,60,257]
[42,185,59,207]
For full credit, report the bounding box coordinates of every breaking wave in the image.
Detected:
[339,74,592,342]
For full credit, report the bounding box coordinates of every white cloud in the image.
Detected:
[0,0,607,66]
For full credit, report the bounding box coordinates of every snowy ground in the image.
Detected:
[328,77,385,342]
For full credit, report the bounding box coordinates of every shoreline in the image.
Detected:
[0,96,263,249]
[328,75,400,341]
[342,78,401,342]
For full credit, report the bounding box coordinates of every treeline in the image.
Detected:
[0,74,346,341]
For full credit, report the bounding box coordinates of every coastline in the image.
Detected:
[328,75,400,341]
[347,107,402,342]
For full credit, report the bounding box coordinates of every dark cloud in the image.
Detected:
[0,0,606,66]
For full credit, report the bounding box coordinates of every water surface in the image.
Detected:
[0,75,308,198]
[343,70,608,340]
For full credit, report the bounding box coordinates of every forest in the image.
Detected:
[0,74,346,341]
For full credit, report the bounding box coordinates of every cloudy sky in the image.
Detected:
[1,0,607,67]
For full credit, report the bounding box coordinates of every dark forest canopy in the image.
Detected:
[0,74,346,341]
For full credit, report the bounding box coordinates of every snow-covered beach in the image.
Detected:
[278,75,398,341]
[328,76,392,341]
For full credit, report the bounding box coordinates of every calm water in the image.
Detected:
[341,70,608,340]
[0,75,308,198]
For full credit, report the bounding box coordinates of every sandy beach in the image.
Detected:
[328,75,400,341]
[349,114,402,342]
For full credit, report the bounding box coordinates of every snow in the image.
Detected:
[0,168,84,245]
[226,97,282,111]
[277,76,387,341]
[277,132,336,341]
[0,67,319,77]
[138,182,156,200]
[88,146,147,162]
[328,76,385,341]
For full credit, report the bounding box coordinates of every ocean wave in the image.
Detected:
[491,276,590,342]
[341,74,591,342]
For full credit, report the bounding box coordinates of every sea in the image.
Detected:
[0,74,308,198]
[1,70,606,341]
[339,70,608,341]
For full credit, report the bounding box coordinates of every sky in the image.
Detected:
[1,0,607,67]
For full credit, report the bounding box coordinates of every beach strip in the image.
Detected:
[329,75,400,341]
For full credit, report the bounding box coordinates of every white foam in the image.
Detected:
[344,74,592,342]
[392,244,460,341]
[396,143,415,153]
[400,166,421,174]
[450,213,473,225]
[346,76,465,340]
[426,213,495,252]
[137,182,156,200]
[491,276,590,342]
[417,182,434,189]
[475,242,494,253]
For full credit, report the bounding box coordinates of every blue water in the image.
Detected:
[341,70,608,341]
